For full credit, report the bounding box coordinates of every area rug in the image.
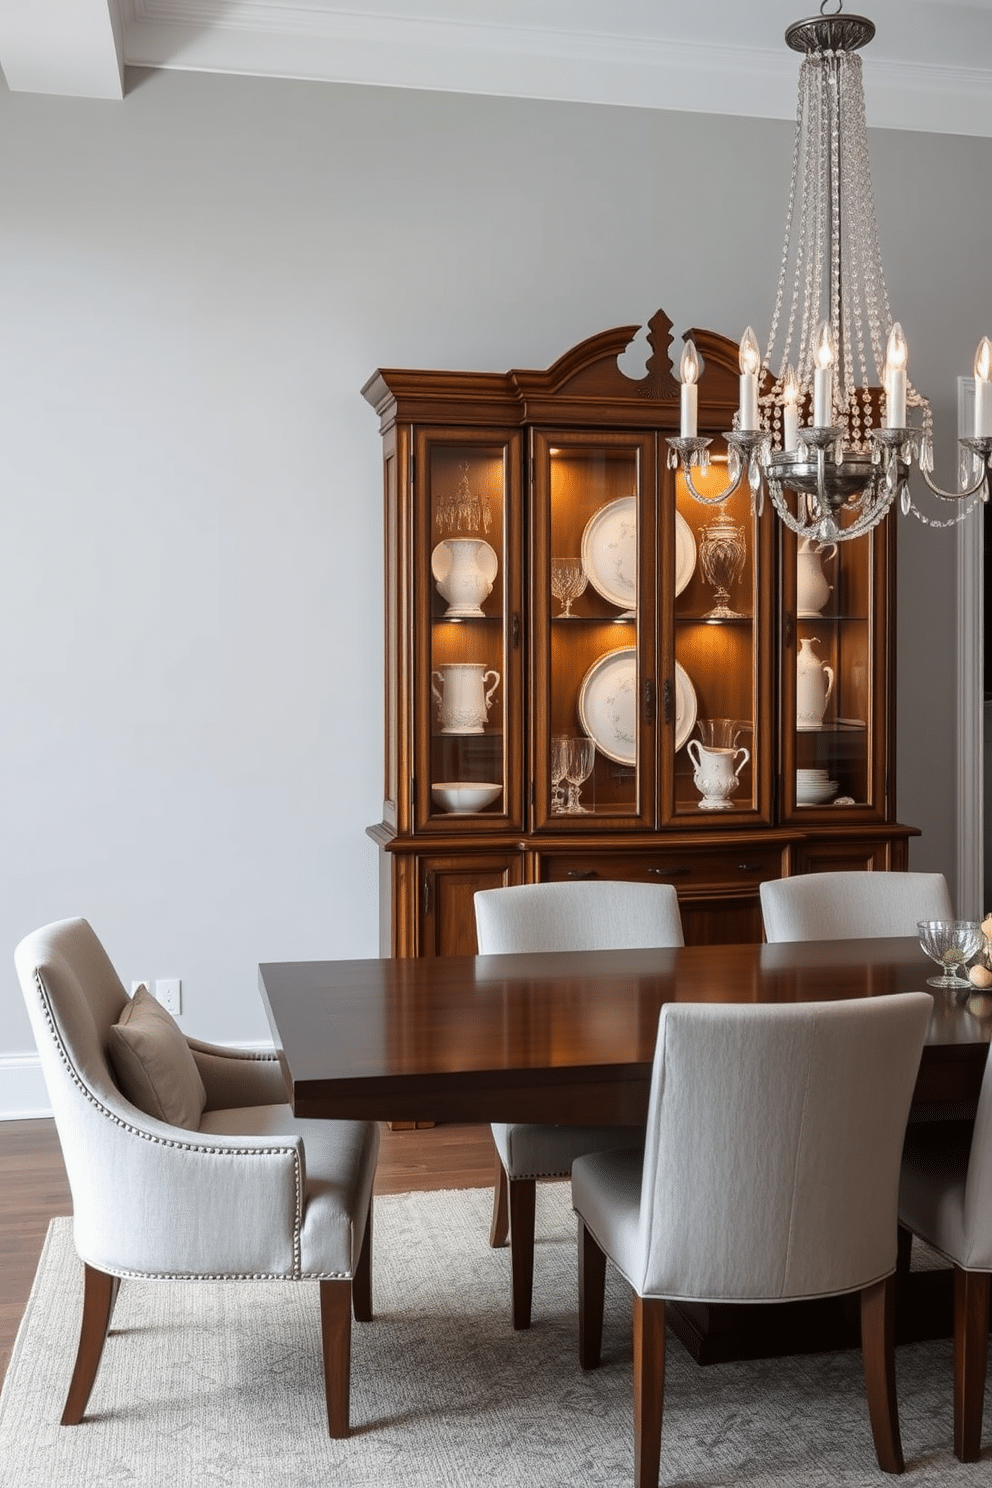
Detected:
[1,1186,988,1488]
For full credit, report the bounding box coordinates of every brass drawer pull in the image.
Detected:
[737,862,765,873]
[565,870,598,881]
[648,866,690,877]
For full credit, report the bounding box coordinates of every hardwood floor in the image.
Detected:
[0,1117,496,1388]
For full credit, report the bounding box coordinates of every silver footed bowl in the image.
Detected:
[917,919,984,990]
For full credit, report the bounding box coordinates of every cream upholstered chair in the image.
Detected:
[898,1042,992,1461]
[473,879,684,1329]
[759,870,953,943]
[572,994,933,1488]
[15,918,380,1437]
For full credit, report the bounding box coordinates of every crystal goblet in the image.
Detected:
[564,736,596,814]
[917,919,984,990]
[550,557,588,618]
[550,735,569,815]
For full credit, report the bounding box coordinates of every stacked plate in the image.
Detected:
[796,768,838,806]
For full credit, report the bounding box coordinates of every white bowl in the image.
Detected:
[431,782,502,814]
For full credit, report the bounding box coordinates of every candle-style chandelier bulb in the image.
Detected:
[739,327,760,377]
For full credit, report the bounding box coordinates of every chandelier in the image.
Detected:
[667,2,992,543]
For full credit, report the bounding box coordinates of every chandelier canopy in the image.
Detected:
[667,2,992,543]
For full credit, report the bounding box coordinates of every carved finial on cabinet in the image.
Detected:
[631,309,679,401]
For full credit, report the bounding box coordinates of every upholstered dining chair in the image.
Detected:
[572,994,933,1488]
[14,917,380,1437]
[759,869,953,943]
[898,1040,992,1461]
[473,879,684,1330]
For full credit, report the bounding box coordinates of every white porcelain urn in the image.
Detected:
[685,740,750,811]
[431,539,498,617]
[796,637,834,730]
[796,537,837,617]
[431,663,500,735]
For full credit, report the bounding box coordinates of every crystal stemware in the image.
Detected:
[550,557,588,618]
[917,919,984,990]
[550,735,569,815]
[564,736,596,814]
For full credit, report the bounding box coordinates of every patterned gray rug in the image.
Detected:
[0,1186,988,1487]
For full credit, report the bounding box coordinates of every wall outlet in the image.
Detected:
[155,978,182,1016]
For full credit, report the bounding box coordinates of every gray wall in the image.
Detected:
[1,66,987,1108]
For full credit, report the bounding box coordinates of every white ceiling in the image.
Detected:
[0,1,991,137]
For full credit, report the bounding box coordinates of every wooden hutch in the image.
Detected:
[363,309,916,956]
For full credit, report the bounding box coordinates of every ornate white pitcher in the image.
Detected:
[686,740,750,811]
[796,637,834,729]
[431,663,500,735]
[796,537,837,617]
[431,539,498,617]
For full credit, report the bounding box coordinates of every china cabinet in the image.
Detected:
[363,310,916,956]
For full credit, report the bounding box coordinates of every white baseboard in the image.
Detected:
[0,1053,51,1121]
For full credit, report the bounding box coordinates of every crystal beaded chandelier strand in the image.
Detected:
[666,2,992,544]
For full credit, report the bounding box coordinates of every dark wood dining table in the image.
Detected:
[259,935,990,1363]
[258,935,991,1128]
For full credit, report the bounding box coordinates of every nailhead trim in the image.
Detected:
[32,966,306,1277]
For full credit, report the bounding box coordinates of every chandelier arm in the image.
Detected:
[666,438,746,506]
[915,462,990,505]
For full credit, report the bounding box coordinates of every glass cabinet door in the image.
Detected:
[415,429,523,830]
[530,429,657,831]
[782,525,883,818]
[666,447,772,824]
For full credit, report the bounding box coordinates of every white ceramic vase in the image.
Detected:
[686,740,750,811]
[431,539,498,617]
[796,637,834,729]
[431,663,500,735]
[796,537,837,617]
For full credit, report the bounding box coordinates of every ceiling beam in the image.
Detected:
[0,0,124,100]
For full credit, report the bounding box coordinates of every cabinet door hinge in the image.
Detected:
[511,612,521,648]
[662,677,674,726]
[422,872,432,917]
[644,679,656,726]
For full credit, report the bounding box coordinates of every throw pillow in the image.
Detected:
[108,984,207,1129]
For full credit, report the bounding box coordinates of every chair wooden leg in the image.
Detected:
[489,1153,509,1248]
[633,1294,666,1488]
[319,1279,353,1438]
[508,1176,537,1330]
[61,1264,119,1426]
[577,1218,607,1370]
[860,1274,904,1474]
[953,1265,990,1462]
[352,1200,374,1323]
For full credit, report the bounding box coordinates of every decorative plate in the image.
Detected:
[580,498,695,612]
[578,649,697,765]
[673,661,697,751]
[581,497,637,611]
[674,511,697,597]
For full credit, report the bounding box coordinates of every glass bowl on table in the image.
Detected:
[917,919,985,993]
